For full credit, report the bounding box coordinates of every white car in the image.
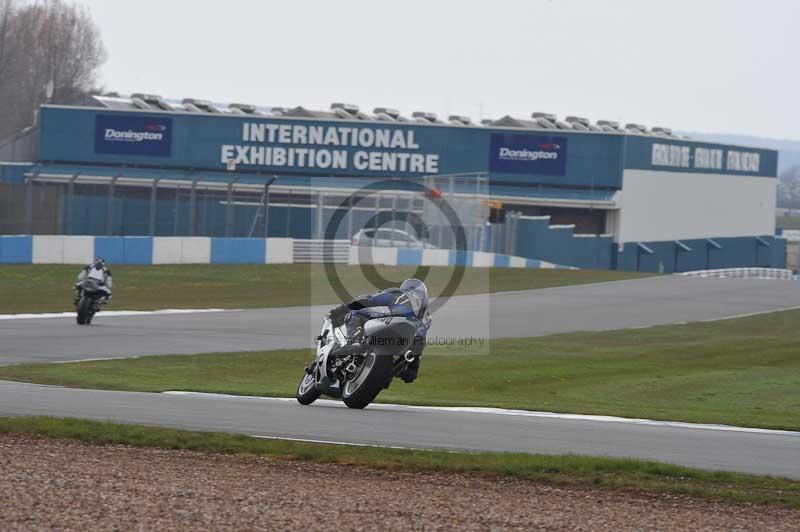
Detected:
[351,228,437,248]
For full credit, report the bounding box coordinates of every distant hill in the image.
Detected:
[682,132,800,207]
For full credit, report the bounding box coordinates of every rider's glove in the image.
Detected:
[328,303,350,327]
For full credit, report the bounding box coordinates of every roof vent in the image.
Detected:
[130,97,151,110]
[535,117,557,129]
[373,107,400,118]
[480,119,494,126]
[373,107,401,122]
[597,120,620,130]
[230,103,258,115]
[651,126,673,136]
[412,111,439,123]
[331,102,360,114]
[131,93,172,110]
[625,123,648,133]
[182,98,220,113]
[448,115,472,125]
[532,112,557,121]
[565,116,590,126]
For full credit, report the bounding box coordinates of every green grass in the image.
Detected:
[3,309,799,430]
[1,416,798,508]
[0,264,649,314]
[777,215,800,230]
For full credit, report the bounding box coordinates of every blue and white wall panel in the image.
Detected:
[422,249,450,266]
[266,238,293,264]
[349,246,398,266]
[32,235,93,264]
[0,236,32,263]
[152,237,211,264]
[5,234,582,269]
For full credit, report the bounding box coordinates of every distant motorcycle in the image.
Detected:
[297,281,431,409]
[74,259,112,325]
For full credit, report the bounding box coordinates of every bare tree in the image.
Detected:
[0,0,106,141]
[0,0,19,91]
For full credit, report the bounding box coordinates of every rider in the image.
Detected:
[327,279,430,383]
[74,258,113,305]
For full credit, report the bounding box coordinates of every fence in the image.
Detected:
[0,173,519,255]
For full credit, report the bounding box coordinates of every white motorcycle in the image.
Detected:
[296,283,430,409]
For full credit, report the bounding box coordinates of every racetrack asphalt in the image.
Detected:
[2,275,800,365]
[1,381,798,479]
[2,275,800,479]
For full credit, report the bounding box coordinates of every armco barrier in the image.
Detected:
[0,235,575,269]
[681,268,796,280]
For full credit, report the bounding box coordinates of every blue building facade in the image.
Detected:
[0,101,784,271]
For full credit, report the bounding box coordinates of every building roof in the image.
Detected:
[90,94,685,138]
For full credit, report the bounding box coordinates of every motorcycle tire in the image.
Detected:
[296,372,321,405]
[76,296,91,325]
[341,351,393,409]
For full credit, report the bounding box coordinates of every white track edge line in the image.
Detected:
[0,308,241,320]
[247,434,453,452]
[162,391,800,437]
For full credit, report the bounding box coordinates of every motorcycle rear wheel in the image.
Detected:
[341,351,393,409]
[296,372,321,405]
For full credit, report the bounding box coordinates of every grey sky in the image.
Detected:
[78,0,799,139]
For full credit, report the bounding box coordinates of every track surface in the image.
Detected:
[3,275,800,364]
[1,381,798,478]
[2,275,800,478]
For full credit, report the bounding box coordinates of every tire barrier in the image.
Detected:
[681,268,797,280]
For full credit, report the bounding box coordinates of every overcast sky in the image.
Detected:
[77,0,799,139]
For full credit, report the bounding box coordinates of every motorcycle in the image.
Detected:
[74,278,110,325]
[297,292,430,409]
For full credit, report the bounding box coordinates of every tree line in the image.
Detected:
[0,0,105,141]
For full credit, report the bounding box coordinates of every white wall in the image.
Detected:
[266,238,293,264]
[152,237,211,264]
[349,246,398,265]
[32,236,94,264]
[617,169,776,243]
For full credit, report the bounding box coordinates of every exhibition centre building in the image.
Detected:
[0,94,784,271]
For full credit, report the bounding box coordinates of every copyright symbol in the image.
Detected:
[322,179,467,314]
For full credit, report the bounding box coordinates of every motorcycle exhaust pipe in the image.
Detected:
[403,350,416,363]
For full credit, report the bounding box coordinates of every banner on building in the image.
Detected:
[489,134,567,176]
[94,115,173,157]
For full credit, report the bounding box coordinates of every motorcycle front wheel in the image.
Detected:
[296,372,321,405]
[76,296,92,325]
[341,351,393,409]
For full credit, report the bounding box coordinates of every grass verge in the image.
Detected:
[1,416,798,509]
[777,215,800,230]
[0,264,649,314]
[2,309,799,430]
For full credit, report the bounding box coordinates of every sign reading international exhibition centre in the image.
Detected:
[489,134,568,176]
[95,115,173,157]
[221,122,441,174]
